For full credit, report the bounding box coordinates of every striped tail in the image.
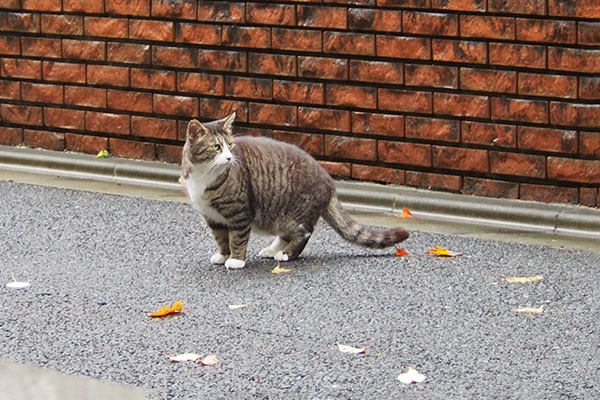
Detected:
[322,195,409,248]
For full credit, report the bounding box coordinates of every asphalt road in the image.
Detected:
[0,180,598,399]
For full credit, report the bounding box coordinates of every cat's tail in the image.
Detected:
[322,195,409,248]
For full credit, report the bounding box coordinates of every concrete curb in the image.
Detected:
[1,145,599,241]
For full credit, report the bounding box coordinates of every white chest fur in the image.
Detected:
[183,170,228,225]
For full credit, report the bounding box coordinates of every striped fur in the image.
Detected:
[181,113,409,268]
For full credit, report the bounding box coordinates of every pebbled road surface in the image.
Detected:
[0,180,598,399]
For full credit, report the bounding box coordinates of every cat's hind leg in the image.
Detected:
[258,236,288,258]
[275,224,313,261]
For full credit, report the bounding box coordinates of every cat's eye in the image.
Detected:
[212,144,221,151]
[228,141,235,149]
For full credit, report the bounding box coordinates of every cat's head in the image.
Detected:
[183,112,237,168]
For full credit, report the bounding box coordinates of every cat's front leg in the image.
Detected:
[207,221,230,265]
[225,224,251,269]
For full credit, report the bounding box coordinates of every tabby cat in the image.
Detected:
[181,113,409,269]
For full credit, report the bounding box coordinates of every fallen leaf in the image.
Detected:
[168,353,201,362]
[398,366,426,384]
[271,262,292,274]
[428,246,463,257]
[397,207,414,219]
[395,248,414,257]
[228,304,249,310]
[503,275,543,284]
[149,300,184,318]
[199,354,219,366]
[6,273,30,289]
[337,343,369,354]
[513,305,544,315]
[96,149,110,158]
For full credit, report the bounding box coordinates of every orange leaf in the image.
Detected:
[149,300,184,318]
[428,246,463,257]
[397,207,413,219]
[395,248,414,257]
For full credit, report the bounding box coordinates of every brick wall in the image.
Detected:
[0,0,598,207]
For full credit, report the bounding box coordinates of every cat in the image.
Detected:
[180,112,409,269]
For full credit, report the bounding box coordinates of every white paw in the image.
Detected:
[274,251,289,262]
[225,258,246,269]
[259,247,277,258]
[210,253,228,265]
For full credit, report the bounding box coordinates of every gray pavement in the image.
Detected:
[1,179,599,399]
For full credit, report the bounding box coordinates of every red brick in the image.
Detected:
[107,89,152,113]
[234,126,271,138]
[349,60,402,84]
[22,0,61,11]
[325,136,376,161]
[151,0,196,19]
[1,59,41,79]
[326,85,376,109]
[518,126,577,154]
[377,0,428,7]
[580,132,600,157]
[463,177,519,199]
[461,121,516,148]
[378,141,431,166]
[248,53,296,77]
[406,116,459,142]
[378,89,432,114]
[107,42,151,64]
[273,80,324,105]
[0,126,23,145]
[64,86,107,108]
[297,5,346,29]
[200,98,248,122]
[431,0,486,11]
[87,65,129,87]
[520,183,578,204]
[352,165,405,185]
[105,0,150,16]
[377,35,430,60]
[0,80,20,100]
[84,17,128,38]
[23,129,64,151]
[64,0,104,13]
[298,107,350,132]
[21,37,61,58]
[491,97,548,124]
[352,112,404,137]
[225,76,272,100]
[0,0,20,7]
[198,50,246,72]
[131,68,175,91]
[489,0,546,14]
[324,32,374,56]
[548,47,600,73]
[249,103,297,127]
[175,22,221,45]
[44,107,85,130]
[518,72,577,99]
[548,0,600,18]
[131,116,177,140]
[22,82,63,104]
[272,130,323,156]
[434,93,489,118]
[0,12,40,33]
[516,18,575,44]
[432,39,487,63]
[0,35,21,55]
[460,15,515,39]
[63,39,106,61]
[272,28,322,52]
[406,171,461,192]
[433,146,488,172]
[197,1,245,22]
[177,72,224,95]
[222,26,270,48]
[405,64,457,89]
[109,138,155,160]
[153,94,198,117]
[299,56,347,80]
[152,46,197,68]
[578,22,600,45]
[579,187,598,208]
[404,11,458,36]
[41,15,83,35]
[460,68,516,93]
[550,102,600,129]
[65,133,109,155]
[348,8,401,32]
[42,61,84,83]
[489,43,546,68]
[247,3,295,25]
[85,111,130,134]
[320,161,351,178]
[156,144,183,164]
[129,19,173,41]
[490,151,545,178]
[0,104,42,125]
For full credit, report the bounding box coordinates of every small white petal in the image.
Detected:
[6,281,30,289]
[199,354,219,366]
[169,353,201,362]
[228,304,249,310]
[337,343,367,354]
[398,366,426,384]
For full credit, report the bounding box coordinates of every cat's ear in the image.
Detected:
[187,119,209,141]
[218,112,237,134]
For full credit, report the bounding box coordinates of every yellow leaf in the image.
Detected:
[428,246,463,257]
[149,300,184,318]
[395,248,414,257]
[397,207,414,219]
[271,262,292,274]
[504,275,543,284]
[513,305,544,315]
